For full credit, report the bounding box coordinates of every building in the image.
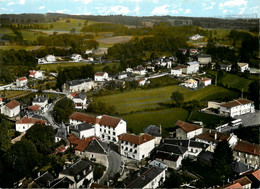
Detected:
[71,54,83,62]
[182,61,200,74]
[16,116,46,132]
[182,79,198,89]
[219,99,255,118]
[32,171,55,188]
[16,77,28,87]
[70,122,95,139]
[199,77,212,87]
[69,112,97,125]
[190,34,203,41]
[62,79,96,93]
[68,92,87,109]
[171,66,183,77]
[233,140,259,169]
[197,54,212,66]
[58,160,93,188]
[133,65,146,75]
[175,120,203,140]
[94,72,109,82]
[55,123,68,143]
[119,133,155,161]
[38,55,56,64]
[238,63,250,72]
[118,73,128,80]
[221,64,232,72]
[224,176,252,189]
[136,78,146,86]
[29,70,45,80]
[120,161,167,188]
[95,115,127,143]
[32,95,48,109]
[143,125,162,146]
[1,99,20,117]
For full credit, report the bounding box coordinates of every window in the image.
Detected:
[113,132,115,135]
[142,155,145,158]
[108,131,110,134]
[100,128,102,132]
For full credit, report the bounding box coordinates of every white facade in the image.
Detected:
[94,72,109,82]
[171,68,182,77]
[73,97,87,109]
[71,54,83,62]
[1,100,20,117]
[70,126,95,139]
[199,78,212,87]
[29,70,45,80]
[137,79,146,86]
[185,62,200,74]
[16,77,28,87]
[238,63,250,73]
[32,99,48,108]
[118,73,128,80]
[198,55,212,65]
[182,79,198,89]
[16,117,46,132]
[176,127,203,140]
[62,79,96,93]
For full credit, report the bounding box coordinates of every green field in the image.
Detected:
[95,85,237,114]
[0,90,31,99]
[0,45,43,51]
[21,30,48,41]
[122,108,189,134]
[221,74,252,92]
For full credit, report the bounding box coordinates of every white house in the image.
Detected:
[68,92,87,109]
[133,65,146,75]
[29,70,45,80]
[121,161,167,188]
[95,115,127,143]
[16,77,28,87]
[126,68,133,73]
[238,63,250,72]
[189,49,198,55]
[197,54,212,66]
[32,95,48,110]
[38,55,56,64]
[0,97,4,106]
[71,54,83,62]
[69,122,95,139]
[58,160,93,188]
[94,72,109,82]
[119,133,155,161]
[175,120,203,140]
[136,78,146,86]
[171,66,183,77]
[1,100,20,117]
[199,77,212,87]
[219,99,255,117]
[221,64,232,72]
[16,116,46,132]
[190,34,202,41]
[182,79,198,89]
[182,62,200,74]
[118,73,128,80]
[69,112,97,125]
[62,79,96,93]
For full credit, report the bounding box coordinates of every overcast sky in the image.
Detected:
[0,0,259,18]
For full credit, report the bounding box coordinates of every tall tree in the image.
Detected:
[53,98,74,123]
[0,123,11,155]
[171,91,184,107]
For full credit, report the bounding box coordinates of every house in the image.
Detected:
[70,122,95,139]
[118,73,128,80]
[244,169,260,189]
[62,79,96,93]
[233,140,259,169]
[95,115,127,143]
[16,77,28,87]
[143,125,162,146]
[136,78,146,86]
[197,150,213,166]
[126,68,133,73]
[178,48,187,55]
[171,66,183,77]
[69,112,97,125]
[38,55,56,64]
[55,122,68,143]
[28,105,41,114]
[32,95,48,110]
[16,116,46,132]
[32,171,55,188]
[195,130,238,152]
[154,143,188,170]
[219,99,255,117]
[119,133,155,161]
[233,161,253,176]
[189,49,198,55]
[58,160,93,188]
[49,177,74,188]
[199,77,212,87]
[238,63,250,72]
[175,120,203,140]
[221,64,232,72]
[68,92,87,109]
[182,78,198,89]
[225,176,252,189]
[71,54,83,62]
[29,70,45,80]
[120,161,167,188]
[1,99,20,117]
[133,65,146,75]
[189,34,202,41]
[182,61,200,74]
[197,54,212,66]
[94,72,109,82]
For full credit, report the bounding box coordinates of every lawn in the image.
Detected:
[221,74,252,92]
[21,30,48,41]
[95,85,237,114]
[121,108,189,134]
[149,76,179,87]
[0,45,43,51]
[0,90,31,99]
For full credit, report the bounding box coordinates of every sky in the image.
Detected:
[0,0,259,18]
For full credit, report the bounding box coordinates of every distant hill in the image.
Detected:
[0,13,259,32]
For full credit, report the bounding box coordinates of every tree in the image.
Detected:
[53,98,74,123]
[231,62,240,74]
[248,80,260,109]
[0,123,11,155]
[171,91,184,107]
[212,140,234,185]
[24,124,55,155]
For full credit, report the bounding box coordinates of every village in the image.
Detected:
[0,34,259,188]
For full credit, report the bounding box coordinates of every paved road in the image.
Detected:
[100,150,121,185]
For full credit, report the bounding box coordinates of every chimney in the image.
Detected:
[38,172,41,177]
[214,132,217,140]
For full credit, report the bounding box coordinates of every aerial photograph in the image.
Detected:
[0,0,259,188]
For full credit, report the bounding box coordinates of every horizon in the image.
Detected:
[0,0,259,19]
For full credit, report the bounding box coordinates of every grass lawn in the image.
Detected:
[0,45,43,51]
[0,90,31,99]
[221,74,252,92]
[121,108,189,134]
[95,85,237,114]
[149,76,179,87]
[21,30,48,41]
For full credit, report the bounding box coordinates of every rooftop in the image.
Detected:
[28,105,41,111]
[156,143,187,156]
[238,62,248,67]
[66,78,92,86]
[69,112,96,124]
[220,99,253,108]
[17,77,27,81]
[233,140,260,156]
[143,125,161,137]
[119,133,154,145]
[95,72,106,76]
[34,171,54,188]
[234,176,252,186]
[99,115,122,128]
[17,116,46,125]
[85,138,108,154]
[70,122,94,132]
[175,120,202,133]
[195,130,229,143]
[6,100,20,109]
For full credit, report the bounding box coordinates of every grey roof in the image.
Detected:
[60,160,92,182]
[156,143,187,155]
[70,122,94,132]
[143,125,161,137]
[34,171,55,188]
[33,96,48,103]
[233,161,252,175]
[50,177,74,188]
[122,166,165,188]
[197,151,213,162]
[197,54,211,58]
[85,138,108,154]
[66,78,92,86]
[155,151,180,162]
[55,127,67,139]
[163,139,209,149]
[74,93,86,100]
[187,61,199,65]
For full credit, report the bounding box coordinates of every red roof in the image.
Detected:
[69,112,96,124]
[252,169,260,181]
[99,115,121,128]
[68,134,96,152]
[6,100,20,109]
[17,117,46,125]
[18,77,27,81]
[200,77,211,82]
[95,72,105,76]
[90,183,110,188]
[233,141,260,156]
[28,105,41,111]
[70,92,79,98]
[195,130,229,143]
[29,70,36,76]
[119,133,154,145]
[220,99,253,108]
[225,182,243,189]
[234,176,252,186]
[175,120,202,133]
